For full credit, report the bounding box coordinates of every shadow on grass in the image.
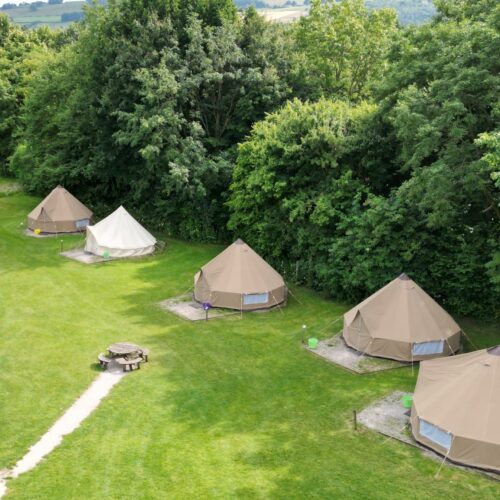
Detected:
[89,363,103,372]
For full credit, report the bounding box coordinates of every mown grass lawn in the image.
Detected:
[0,188,499,498]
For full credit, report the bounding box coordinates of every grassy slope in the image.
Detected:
[0,189,498,498]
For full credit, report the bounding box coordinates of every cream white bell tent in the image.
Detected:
[194,239,287,310]
[27,185,92,234]
[85,206,156,258]
[342,273,462,362]
[411,346,500,472]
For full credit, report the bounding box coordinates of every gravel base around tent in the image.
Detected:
[159,295,239,321]
[25,229,86,239]
[0,369,126,498]
[0,181,21,194]
[358,391,500,481]
[358,391,414,442]
[60,248,111,264]
[305,335,409,374]
[25,229,72,238]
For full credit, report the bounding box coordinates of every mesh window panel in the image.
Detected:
[75,219,90,229]
[243,293,269,305]
[419,419,452,450]
[412,340,444,356]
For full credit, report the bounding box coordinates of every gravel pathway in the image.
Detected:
[0,369,125,497]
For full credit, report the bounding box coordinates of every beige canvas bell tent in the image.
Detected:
[85,206,156,258]
[342,273,462,362]
[411,346,500,472]
[27,186,92,234]
[194,239,287,310]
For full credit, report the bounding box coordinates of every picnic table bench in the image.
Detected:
[98,343,149,371]
[98,353,112,369]
[116,357,142,372]
[140,348,150,362]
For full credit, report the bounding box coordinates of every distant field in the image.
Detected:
[2,1,85,28]
[12,15,61,23]
[259,6,307,23]
[3,1,85,16]
[3,0,436,29]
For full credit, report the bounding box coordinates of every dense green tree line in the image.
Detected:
[1,0,498,317]
[230,0,500,316]
[0,16,74,177]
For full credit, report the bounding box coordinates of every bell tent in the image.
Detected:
[342,273,462,362]
[27,186,92,234]
[194,239,287,310]
[85,206,156,258]
[411,346,500,472]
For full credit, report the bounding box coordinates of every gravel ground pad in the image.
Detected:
[0,182,21,194]
[159,295,239,321]
[159,295,281,321]
[306,335,409,374]
[25,229,84,238]
[60,249,111,264]
[358,391,499,481]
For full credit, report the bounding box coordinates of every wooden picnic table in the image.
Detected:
[107,342,141,357]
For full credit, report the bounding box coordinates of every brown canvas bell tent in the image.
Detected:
[411,346,500,472]
[27,186,92,234]
[194,239,287,311]
[342,273,462,362]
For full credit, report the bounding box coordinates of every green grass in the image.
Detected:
[0,187,499,498]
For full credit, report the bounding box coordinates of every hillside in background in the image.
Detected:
[236,1,436,25]
[365,0,435,24]
[1,1,86,28]
[3,0,436,29]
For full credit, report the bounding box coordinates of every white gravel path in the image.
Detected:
[0,369,125,498]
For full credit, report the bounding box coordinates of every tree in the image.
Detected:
[181,8,290,150]
[228,0,500,317]
[11,0,252,239]
[291,0,398,101]
[329,0,500,315]
[228,98,376,284]
[0,14,63,175]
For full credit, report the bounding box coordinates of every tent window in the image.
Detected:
[419,419,452,450]
[243,293,269,305]
[75,218,90,229]
[412,340,444,356]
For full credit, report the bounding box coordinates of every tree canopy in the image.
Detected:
[2,0,499,317]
